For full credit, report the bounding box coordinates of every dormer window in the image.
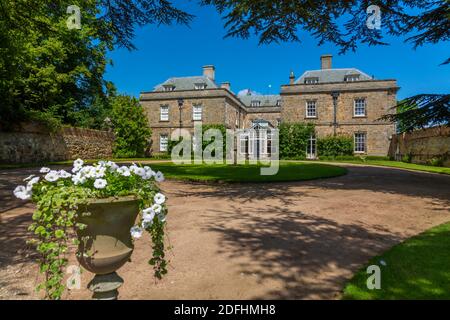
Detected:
[304,77,319,84]
[163,84,175,91]
[194,83,207,90]
[250,100,261,107]
[345,74,360,82]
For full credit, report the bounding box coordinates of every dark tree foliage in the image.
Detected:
[201,0,449,62]
[381,94,450,132]
[97,0,193,50]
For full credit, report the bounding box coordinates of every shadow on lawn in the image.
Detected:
[171,165,450,208]
[203,203,401,299]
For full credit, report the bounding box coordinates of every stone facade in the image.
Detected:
[0,123,115,164]
[140,56,398,156]
[281,80,398,156]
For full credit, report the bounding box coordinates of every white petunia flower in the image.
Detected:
[117,166,131,177]
[151,203,162,214]
[81,166,96,178]
[45,171,59,182]
[155,171,165,182]
[13,185,32,200]
[97,160,107,167]
[134,167,146,177]
[58,170,72,179]
[23,175,35,182]
[153,193,166,205]
[106,161,119,172]
[157,212,166,222]
[142,208,155,222]
[72,173,86,185]
[26,177,40,191]
[130,226,143,239]
[40,167,51,173]
[73,158,84,168]
[94,178,107,189]
[93,166,106,178]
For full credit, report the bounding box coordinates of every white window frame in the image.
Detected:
[160,105,169,121]
[345,75,360,82]
[306,101,317,118]
[250,100,261,107]
[354,98,366,117]
[160,134,168,152]
[193,105,202,121]
[354,132,366,153]
[194,83,207,90]
[239,133,248,155]
[163,85,175,92]
[305,77,319,84]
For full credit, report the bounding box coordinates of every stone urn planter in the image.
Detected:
[76,196,139,299]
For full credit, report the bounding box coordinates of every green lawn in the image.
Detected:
[343,222,450,300]
[309,159,450,175]
[147,162,347,183]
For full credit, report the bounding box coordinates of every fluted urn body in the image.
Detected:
[76,196,139,275]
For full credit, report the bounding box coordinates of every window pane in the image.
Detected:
[160,134,168,152]
[306,101,316,117]
[354,133,366,152]
[354,99,366,116]
[193,105,202,120]
[160,106,169,121]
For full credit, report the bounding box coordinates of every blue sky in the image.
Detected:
[105,2,449,100]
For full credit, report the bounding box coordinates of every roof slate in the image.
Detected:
[296,68,373,84]
[154,76,218,91]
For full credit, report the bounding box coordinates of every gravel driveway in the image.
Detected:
[1,165,449,299]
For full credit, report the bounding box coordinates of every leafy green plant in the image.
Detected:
[168,124,227,159]
[111,95,152,158]
[402,153,412,163]
[317,136,353,157]
[14,159,168,299]
[279,123,315,159]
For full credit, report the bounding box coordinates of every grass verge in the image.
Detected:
[343,221,450,299]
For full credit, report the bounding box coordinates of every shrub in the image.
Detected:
[317,136,353,157]
[402,153,412,163]
[111,95,151,158]
[168,124,227,159]
[279,123,315,159]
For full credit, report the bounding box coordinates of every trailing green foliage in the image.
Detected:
[16,160,168,299]
[111,96,151,158]
[317,136,353,157]
[279,123,315,159]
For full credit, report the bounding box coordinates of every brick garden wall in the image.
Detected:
[388,126,450,167]
[0,123,115,164]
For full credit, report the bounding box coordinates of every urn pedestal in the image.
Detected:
[76,196,139,300]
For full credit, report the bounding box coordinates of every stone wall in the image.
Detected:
[388,126,450,166]
[0,123,115,164]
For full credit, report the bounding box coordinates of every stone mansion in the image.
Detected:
[139,55,399,157]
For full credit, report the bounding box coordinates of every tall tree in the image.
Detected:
[0,1,192,128]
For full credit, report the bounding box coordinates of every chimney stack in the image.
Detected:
[321,54,332,70]
[220,82,231,91]
[289,70,295,85]
[203,65,215,81]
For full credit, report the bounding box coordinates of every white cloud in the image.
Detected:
[237,88,262,96]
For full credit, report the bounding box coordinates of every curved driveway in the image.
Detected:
[0,164,449,299]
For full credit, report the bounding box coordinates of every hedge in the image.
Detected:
[317,135,353,157]
[279,123,315,159]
